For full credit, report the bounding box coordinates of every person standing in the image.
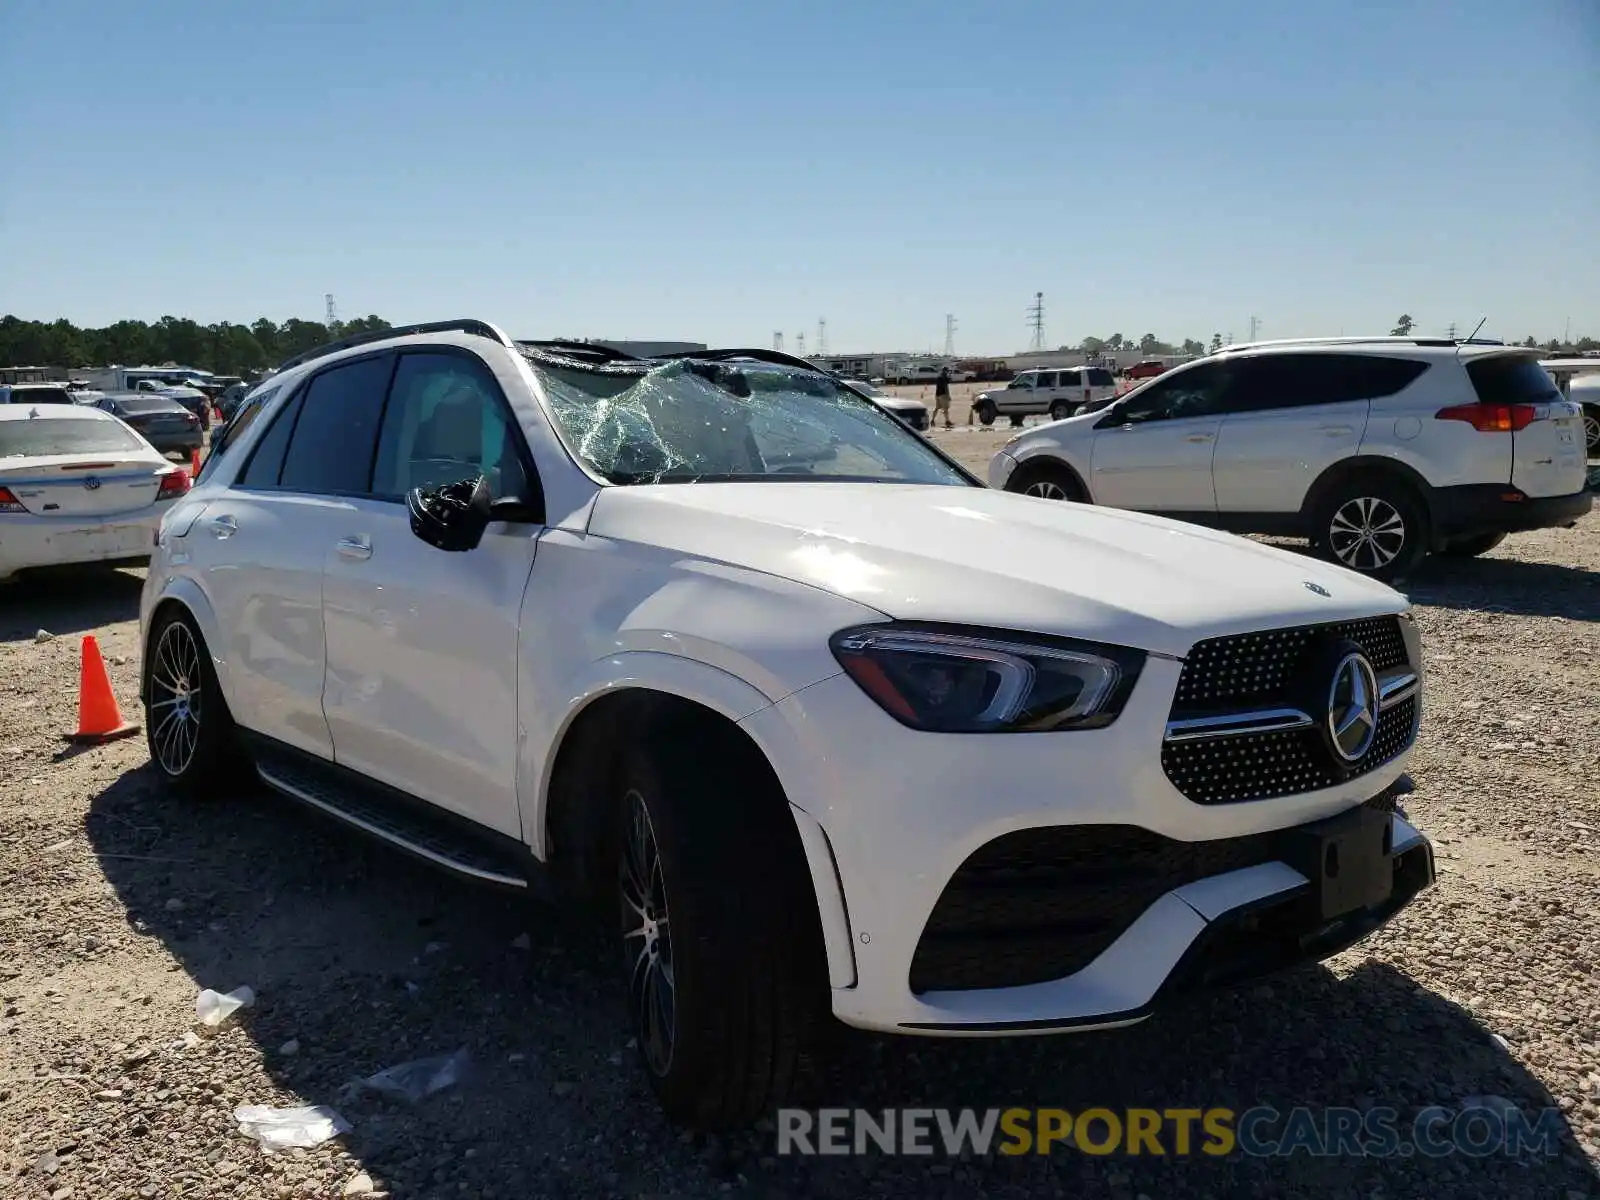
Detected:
[933,367,953,429]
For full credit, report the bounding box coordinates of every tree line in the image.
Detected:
[0,314,394,376]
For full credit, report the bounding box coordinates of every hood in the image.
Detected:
[586,483,1407,657]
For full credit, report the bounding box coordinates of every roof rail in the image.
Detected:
[271,319,515,375]
[649,347,827,373]
[1216,335,1484,354]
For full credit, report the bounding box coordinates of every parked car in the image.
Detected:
[1125,359,1168,381]
[990,337,1592,580]
[0,404,191,581]
[0,383,78,406]
[842,380,929,430]
[95,392,204,457]
[971,366,1119,427]
[142,319,1434,1129]
[157,385,214,431]
[1541,357,1600,459]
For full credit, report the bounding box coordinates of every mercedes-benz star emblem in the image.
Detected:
[1304,581,1330,597]
[1326,651,1379,762]
[83,476,102,491]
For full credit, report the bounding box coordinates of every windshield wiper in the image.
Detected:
[651,347,826,374]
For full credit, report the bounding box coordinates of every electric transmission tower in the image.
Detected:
[1026,293,1045,352]
[773,332,784,352]
[325,293,339,333]
[1248,315,1260,342]
[944,314,957,357]
[796,332,807,356]
[818,319,828,356]
[1446,322,1458,340]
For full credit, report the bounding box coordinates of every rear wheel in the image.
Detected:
[144,608,246,796]
[614,719,827,1129]
[1049,400,1074,422]
[1584,405,1600,458]
[1311,477,1429,582]
[1006,460,1087,503]
[1438,531,1506,558]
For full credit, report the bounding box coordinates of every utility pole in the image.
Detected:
[1026,292,1045,352]
[944,314,957,358]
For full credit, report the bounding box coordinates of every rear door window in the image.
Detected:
[1466,356,1559,405]
[1227,354,1428,413]
[278,355,394,496]
[1034,372,1058,389]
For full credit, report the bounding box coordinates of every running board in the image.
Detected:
[250,742,531,890]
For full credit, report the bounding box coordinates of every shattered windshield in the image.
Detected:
[531,354,974,486]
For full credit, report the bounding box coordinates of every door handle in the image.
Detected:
[1185,432,1215,443]
[209,515,237,539]
[336,536,373,561]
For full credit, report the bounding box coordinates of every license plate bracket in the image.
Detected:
[1282,804,1394,920]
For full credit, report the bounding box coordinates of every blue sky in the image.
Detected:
[2,0,1596,353]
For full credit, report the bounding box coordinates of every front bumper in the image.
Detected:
[1432,484,1592,540]
[741,659,1425,1036]
[987,449,1019,488]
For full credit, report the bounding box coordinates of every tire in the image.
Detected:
[144,608,246,796]
[1008,414,1025,428]
[1311,476,1429,582]
[974,400,996,426]
[1438,531,1507,558]
[1049,400,1074,422]
[1584,405,1600,459]
[614,719,828,1129]
[1006,459,1087,503]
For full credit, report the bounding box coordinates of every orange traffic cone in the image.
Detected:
[67,635,141,745]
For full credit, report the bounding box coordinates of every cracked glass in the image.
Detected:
[528,353,973,487]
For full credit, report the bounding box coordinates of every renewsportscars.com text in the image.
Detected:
[776,1104,1566,1159]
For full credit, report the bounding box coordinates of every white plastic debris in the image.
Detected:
[34,629,54,643]
[195,985,256,1028]
[359,1048,471,1103]
[234,1104,351,1151]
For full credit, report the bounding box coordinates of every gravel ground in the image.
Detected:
[2,445,1598,1199]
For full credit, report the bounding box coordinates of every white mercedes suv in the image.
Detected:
[141,321,1435,1128]
[988,338,1592,580]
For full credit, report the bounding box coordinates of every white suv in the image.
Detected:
[141,321,1435,1129]
[972,366,1119,427]
[989,338,1592,580]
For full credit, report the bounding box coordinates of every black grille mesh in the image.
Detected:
[1163,617,1415,806]
[909,792,1399,994]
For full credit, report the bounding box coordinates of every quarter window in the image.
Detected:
[278,355,393,495]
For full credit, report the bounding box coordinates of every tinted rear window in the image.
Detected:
[8,388,76,405]
[1466,356,1559,405]
[115,395,187,413]
[0,419,144,457]
[1086,368,1115,386]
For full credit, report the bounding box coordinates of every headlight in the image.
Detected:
[829,624,1146,733]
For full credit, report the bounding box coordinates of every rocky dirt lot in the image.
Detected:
[2,461,1598,1199]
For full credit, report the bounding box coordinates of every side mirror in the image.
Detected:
[406,475,493,552]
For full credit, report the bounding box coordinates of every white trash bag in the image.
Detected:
[196,985,256,1028]
[234,1104,351,1151]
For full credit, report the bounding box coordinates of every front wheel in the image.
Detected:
[974,401,997,426]
[1006,460,1087,503]
[1584,405,1600,458]
[1311,479,1429,582]
[614,723,827,1129]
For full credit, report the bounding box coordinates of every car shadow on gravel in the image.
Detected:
[1403,557,1600,621]
[86,765,1599,1199]
[0,566,145,642]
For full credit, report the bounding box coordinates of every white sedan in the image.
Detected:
[0,404,191,581]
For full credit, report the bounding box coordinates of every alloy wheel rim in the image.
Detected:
[1024,480,1070,501]
[1329,497,1406,572]
[620,788,675,1077]
[1584,411,1600,454]
[149,623,202,776]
